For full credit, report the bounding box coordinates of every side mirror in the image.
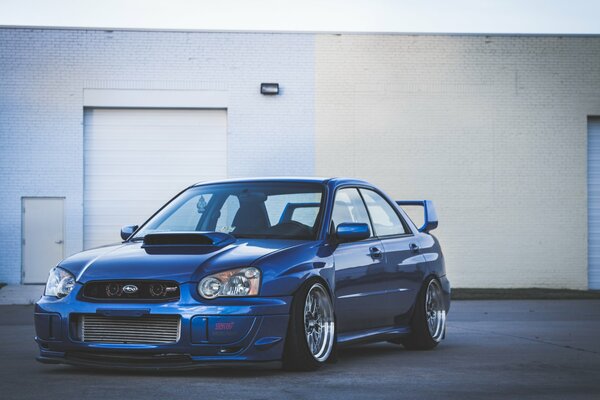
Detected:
[335,222,371,243]
[120,225,139,241]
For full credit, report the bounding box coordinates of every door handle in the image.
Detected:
[369,247,383,259]
[409,243,420,252]
[55,240,63,244]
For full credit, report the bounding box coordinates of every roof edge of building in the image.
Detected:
[1,24,599,38]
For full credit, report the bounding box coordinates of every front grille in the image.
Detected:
[77,314,180,344]
[81,280,180,302]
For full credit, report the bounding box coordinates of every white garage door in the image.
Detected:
[589,118,600,290]
[84,108,227,249]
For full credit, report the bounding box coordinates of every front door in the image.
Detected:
[332,188,387,332]
[22,197,64,284]
[334,239,387,332]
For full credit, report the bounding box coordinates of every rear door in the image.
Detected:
[359,189,422,322]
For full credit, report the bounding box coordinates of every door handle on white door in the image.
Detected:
[55,240,63,244]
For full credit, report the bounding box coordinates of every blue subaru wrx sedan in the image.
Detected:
[35,177,450,371]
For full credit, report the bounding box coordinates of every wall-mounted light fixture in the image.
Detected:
[260,83,279,95]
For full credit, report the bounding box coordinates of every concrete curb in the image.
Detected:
[452,288,600,300]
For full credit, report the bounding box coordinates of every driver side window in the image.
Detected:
[331,188,372,236]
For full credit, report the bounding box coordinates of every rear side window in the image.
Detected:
[331,188,373,236]
[359,189,407,236]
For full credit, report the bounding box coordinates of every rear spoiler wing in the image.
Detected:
[395,200,438,233]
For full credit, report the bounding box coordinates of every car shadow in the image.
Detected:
[337,342,406,361]
[40,343,432,378]
[42,362,285,378]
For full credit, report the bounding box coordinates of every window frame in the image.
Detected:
[329,187,375,240]
[327,184,414,241]
[358,187,413,239]
[131,181,327,241]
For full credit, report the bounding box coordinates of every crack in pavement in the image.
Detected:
[450,324,600,356]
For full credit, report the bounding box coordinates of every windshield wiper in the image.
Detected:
[232,234,269,239]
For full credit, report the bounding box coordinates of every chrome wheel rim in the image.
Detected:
[303,283,335,362]
[425,279,446,342]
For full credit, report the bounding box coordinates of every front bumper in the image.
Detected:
[35,283,291,369]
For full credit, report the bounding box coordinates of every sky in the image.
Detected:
[0,0,598,34]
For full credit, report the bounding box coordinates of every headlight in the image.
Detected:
[45,267,76,298]
[198,267,260,299]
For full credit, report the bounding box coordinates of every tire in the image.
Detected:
[401,277,447,350]
[282,280,336,371]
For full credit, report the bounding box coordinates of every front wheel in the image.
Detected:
[283,281,335,371]
[401,277,447,350]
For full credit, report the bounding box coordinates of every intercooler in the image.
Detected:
[76,314,181,344]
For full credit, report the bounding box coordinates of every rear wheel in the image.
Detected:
[401,277,446,350]
[283,281,335,371]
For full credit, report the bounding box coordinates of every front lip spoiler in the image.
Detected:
[36,355,281,371]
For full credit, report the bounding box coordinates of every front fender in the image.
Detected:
[254,242,335,297]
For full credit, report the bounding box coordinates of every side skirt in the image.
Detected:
[336,326,411,347]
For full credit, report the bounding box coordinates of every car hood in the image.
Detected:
[58,238,306,283]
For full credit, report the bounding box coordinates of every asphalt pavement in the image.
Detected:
[1,300,599,399]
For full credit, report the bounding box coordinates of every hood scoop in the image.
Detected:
[142,232,235,254]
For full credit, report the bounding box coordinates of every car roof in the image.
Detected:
[191,177,372,187]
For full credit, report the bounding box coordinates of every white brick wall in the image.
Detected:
[315,34,600,289]
[0,28,315,283]
[2,29,599,289]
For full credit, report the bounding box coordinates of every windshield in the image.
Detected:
[133,182,325,240]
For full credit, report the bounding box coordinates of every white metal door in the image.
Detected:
[83,108,227,249]
[589,118,600,290]
[22,197,65,284]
